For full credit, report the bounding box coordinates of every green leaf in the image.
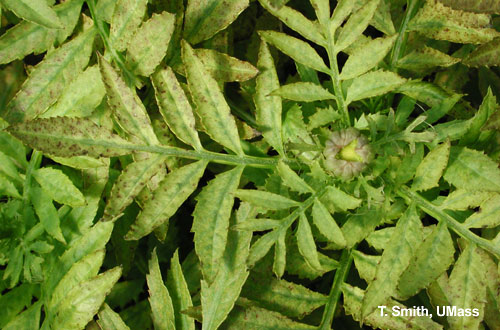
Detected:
[259,30,329,74]
[52,267,122,330]
[241,272,327,318]
[296,213,321,271]
[444,146,500,192]
[365,227,394,251]
[330,0,356,32]
[233,218,281,231]
[361,205,423,319]
[0,151,22,184]
[247,230,279,268]
[99,56,159,145]
[222,304,316,329]
[109,0,148,52]
[126,160,207,240]
[104,155,166,220]
[166,250,195,330]
[276,160,313,194]
[126,12,175,76]
[193,48,259,82]
[192,166,243,283]
[343,284,443,330]
[412,140,450,191]
[97,304,130,330]
[4,27,96,123]
[320,186,361,212]
[273,230,286,278]
[258,0,325,46]
[2,301,41,330]
[477,248,500,330]
[464,193,500,228]
[397,222,455,299]
[286,241,338,280]
[447,243,486,329]
[0,0,82,65]
[352,251,379,283]
[147,249,175,330]
[0,131,27,168]
[200,203,253,330]
[346,70,406,105]
[395,81,455,107]
[438,189,492,211]
[340,34,397,80]
[311,199,346,247]
[461,87,497,145]
[396,46,460,71]
[41,65,106,118]
[33,167,85,207]
[30,186,65,243]
[152,67,202,150]
[48,249,105,313]
[182,40,243,155]
[0,0,61,28]
[335,0,380,52]
[371,0,395,35]
[95,0,117,23]
[271,82,336,102]
[464,38,500,67]
[342,206,383,248]
[184,0,249,44]
[234,189,299,210]
[0,284,34,328]
[7,117,134,158]
[254,41,284,156]
[408,0,500,44]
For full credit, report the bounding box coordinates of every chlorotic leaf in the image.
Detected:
[412,140,450,191]
[0,0,82,65]
[447,243,486,329]
[342,206,383,248]
[464,193,500,228]
[259,30,330,74]
[234,189,300,210]
[311,199,346,247]
[152,67,202,150]
[194,48,259,82]
[33,167,85,207]
[297,213,321,271]
[340,34,397,80]
[444,146,500,192]
[4,27,96,123]
[439,0,500,13]
[97,304,131,330]
[52,267,122,330]
[271,82,336,102]
[109,0,148,52]
[247,230,279,268]
[126,160,207,240]
[104,155,166,220]
[397,222,455,299]
[126,12,175,77]
[0,0,62,28]
[254,41,284,155]
[464,38,500,67]
[192,166,243,283]
[397,46,460,72]
[184,0,249,44]
[99,56,159,145]
[7,117,134,158]
[361,205,423,319]
[352,251,379,283]
[182,40,243,155]
[346,70,406,105]
[276,160,314,194]
[335,0,380,52]
[273,230,287,278]
[147,249,175,330]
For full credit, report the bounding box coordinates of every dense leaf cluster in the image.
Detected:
[1,0,500,329]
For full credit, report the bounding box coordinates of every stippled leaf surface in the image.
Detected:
[182,41,243,155]
[463,193,500,228]
[271,82,336,102]
[412,140,450,191]
[33,167,85,207]
[194,48,259,82]
[0,0,61,28]
[147,249,175,330]
[397,46,461,71]
[97,304,130,330]
[109,0,148,52]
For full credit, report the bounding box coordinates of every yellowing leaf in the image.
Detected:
[126,12,175,77]
[182,41,243,155]
[340,34,397,80]
[276,160,313,194]
[194,48,259,82]
[297,213,321,271]
[99,56,159,145]
[152,67,202,150]
[126,160,207,240]
[311,199,346,247]
[254,41,284,156]
[147,249,175,330]
[464,37,500,67]
[346,70,406,105]
[397,46,460,71]
[271,82,336,102]
[109,0,148,52]
[439,0,500,14]
[234,189,300,210]
[184,0,249,44]
[4,27,96,123]
[412,140,450,191]
[259,30,329,74]
[97,304,130,330]
[7,117,134,158]
[464,193,500,228]
[0,0,62,28]
[33,167,85,207]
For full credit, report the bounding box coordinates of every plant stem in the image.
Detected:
[319,248,354,329]
[86,0,136,86]
[324,23,350,127]
[398,186,500,258]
